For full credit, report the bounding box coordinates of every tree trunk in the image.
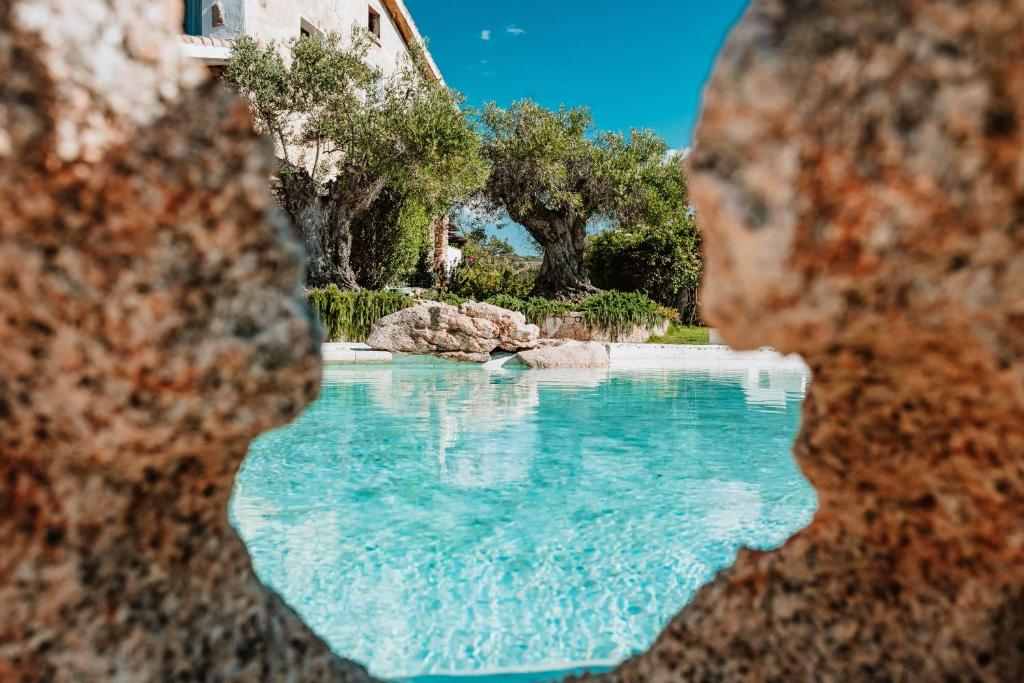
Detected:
[673,285,700,326]
[277,166,386,290]
[523,212,599,301]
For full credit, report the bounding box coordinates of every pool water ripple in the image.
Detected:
[230,358,815,679]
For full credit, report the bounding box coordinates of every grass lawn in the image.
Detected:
[649,324,711,345]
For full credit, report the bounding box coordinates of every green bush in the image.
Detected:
[447,232,538,301]
[350,190,433,290]
[306,286,413,342]
[578,291,676,336]
[484,294,572,324]
[420,290,467,306]
[485,291,673,336]
[586,217,703,324]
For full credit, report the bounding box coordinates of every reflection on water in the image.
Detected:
[231,357,815,679]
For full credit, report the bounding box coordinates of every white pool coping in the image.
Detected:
[394,660,615,683]
[608,343,809,373]
[321,342,809,374]
[322,343,393,363]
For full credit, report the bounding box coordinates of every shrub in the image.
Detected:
[447,233,538,301]
[420,290,467,306]
[484,294,572,324]
[350,190,432,290]
[306,286,412,342]
[485,291,673,336]
[586,216,703,324]
[578,291,676,336]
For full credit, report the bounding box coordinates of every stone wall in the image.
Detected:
[539,314,670,344]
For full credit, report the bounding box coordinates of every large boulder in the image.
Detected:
[0,1,371,680]
[367,301,540,362]
[460,301,540,351]
[515,340,610,369]
[600,1,1024,682]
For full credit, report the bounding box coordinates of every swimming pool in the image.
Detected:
[230,357,815,680]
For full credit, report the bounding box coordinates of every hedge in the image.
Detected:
[306,287,675,342]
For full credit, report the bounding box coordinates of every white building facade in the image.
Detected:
[179,0,443,84]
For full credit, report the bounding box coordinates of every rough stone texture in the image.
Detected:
[603,1,1024,681]
[516,340,610,369]
[0,1,374,681]
[367,301,540,363]
[540,314,670,344]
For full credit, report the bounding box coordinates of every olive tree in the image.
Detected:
[226,32,485,289]
[478,100,682,300]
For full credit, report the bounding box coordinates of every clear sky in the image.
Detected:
[404,0,751,253]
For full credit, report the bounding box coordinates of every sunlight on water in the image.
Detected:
[230,357,815,679]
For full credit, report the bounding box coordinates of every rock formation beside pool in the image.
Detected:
[367,301,540,362]
[601,1,1024,682]
[516,340,610,369]
[0,0,372,680]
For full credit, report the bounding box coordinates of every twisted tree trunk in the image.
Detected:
[520,210,599,301]
[673,285,700,326]
[278,166,386,290]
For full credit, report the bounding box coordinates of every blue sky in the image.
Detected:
[405,0,750,253]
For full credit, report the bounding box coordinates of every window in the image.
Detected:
[183,0,202,36]
[368,6,381,40]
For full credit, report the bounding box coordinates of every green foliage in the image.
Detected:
[351,190,432,290]
[227,31,487,191]
[477,99,692,297]
[420,290,467,306]
[649,324,711,345]
[478,101,598,221]
[577,291,676,336]
[484,291,673,336]
[478,101,677,223]
[447,232,538,301]
[484,295,573,324]
[225,32,378,179]
[226,32,487,289]
[614,147,690,227]
[587,215,703,324]
[306,286,412,342]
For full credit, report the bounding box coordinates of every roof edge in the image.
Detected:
[379,0,445,87]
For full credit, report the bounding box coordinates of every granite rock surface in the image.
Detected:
[0,0,374,680]
[367,301,540,363]
[516,340,610,369]
[602,1,1024,681]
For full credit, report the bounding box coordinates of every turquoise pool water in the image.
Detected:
[230,358,815,680]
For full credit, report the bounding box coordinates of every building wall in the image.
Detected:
[444,246,463,272]
[241,0,414,77]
